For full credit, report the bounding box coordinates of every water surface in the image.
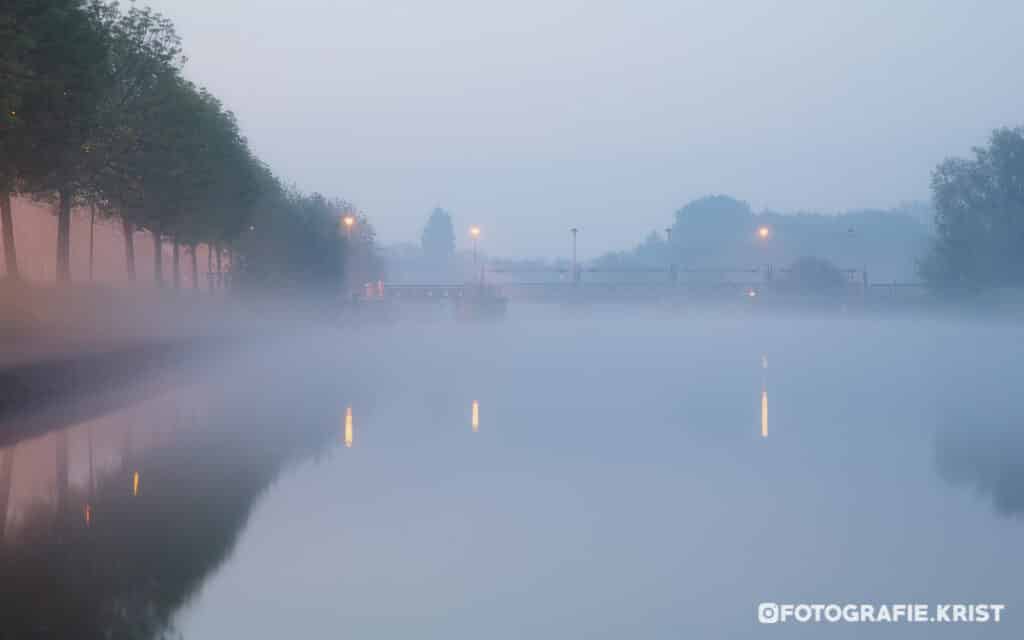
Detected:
[3,307,1021,638]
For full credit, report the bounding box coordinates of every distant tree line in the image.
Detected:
[0,0,368,290]
[594,195,931,282]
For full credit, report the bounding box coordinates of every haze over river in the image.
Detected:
[2,307,1021,638]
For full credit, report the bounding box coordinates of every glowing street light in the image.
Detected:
[757,226,770,240]
[343,215,356,239]
[470,226,481,265]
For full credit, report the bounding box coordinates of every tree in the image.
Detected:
[671,195,755,251]
[12,0,112,282]
[1,0,110,279]
[421,207,455,264]
[922,127,1024,289]
[784,256,847,294]
[90,1,184,281]
[0,5,24,278]
[232,187,351,292]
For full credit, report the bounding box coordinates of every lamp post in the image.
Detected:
[470,226,481,266]
[757,225,771,282]
[665,227,676,285]
[570,227,578,285]
[341,214,357,299]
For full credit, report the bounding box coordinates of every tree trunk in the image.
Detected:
[207,244,213,292]
[191,245,199,290]
[215,244,222,289]
[56,188,72,283]
[153,231,163,287]
[0,446,14,540]
[0,192,18,279]
[88,204,96,281]
[122,219,136,280]
[172,238,181,289]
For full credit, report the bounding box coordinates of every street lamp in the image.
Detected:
[570,227,579,285]
[343,215,356,239]
[757,225,772,282]
[665,227,675,285]
[470,226,481,265]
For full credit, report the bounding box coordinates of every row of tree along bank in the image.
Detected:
[1,1,376,292]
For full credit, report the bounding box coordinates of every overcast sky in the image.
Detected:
[146,0,1023,258]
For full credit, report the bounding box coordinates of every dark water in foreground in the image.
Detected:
[2,307,1022,638]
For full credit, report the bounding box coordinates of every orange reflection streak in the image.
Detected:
[344,407,353,448]
[132,471,139,496]
[84,503,92,526]
[761,354,769,438]
[471,400,479,433]
[761,391,768,438]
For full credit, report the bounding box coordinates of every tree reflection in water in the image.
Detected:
[0,378,339,640]
[936,418,1024,517]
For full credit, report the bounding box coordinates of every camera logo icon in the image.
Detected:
[758,602,780,624]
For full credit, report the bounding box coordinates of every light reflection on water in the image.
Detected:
[761,354,768,438]
[761,390,768,438]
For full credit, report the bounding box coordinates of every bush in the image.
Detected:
[785,256,847,295]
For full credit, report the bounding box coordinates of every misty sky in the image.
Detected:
[146,0,1023,258]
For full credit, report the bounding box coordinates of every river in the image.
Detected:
[1,306,1021,638]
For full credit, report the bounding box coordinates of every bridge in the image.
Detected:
[361,265,926,303]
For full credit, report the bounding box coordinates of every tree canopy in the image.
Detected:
[421,207,455,264]
[922,127,1024,290]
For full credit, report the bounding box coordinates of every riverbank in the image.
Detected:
[0,279,340,446]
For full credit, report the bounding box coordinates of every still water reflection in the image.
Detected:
[1,309,1023,639]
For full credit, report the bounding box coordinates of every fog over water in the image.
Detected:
[8,306,1017,638]
[167,309,1020,638]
